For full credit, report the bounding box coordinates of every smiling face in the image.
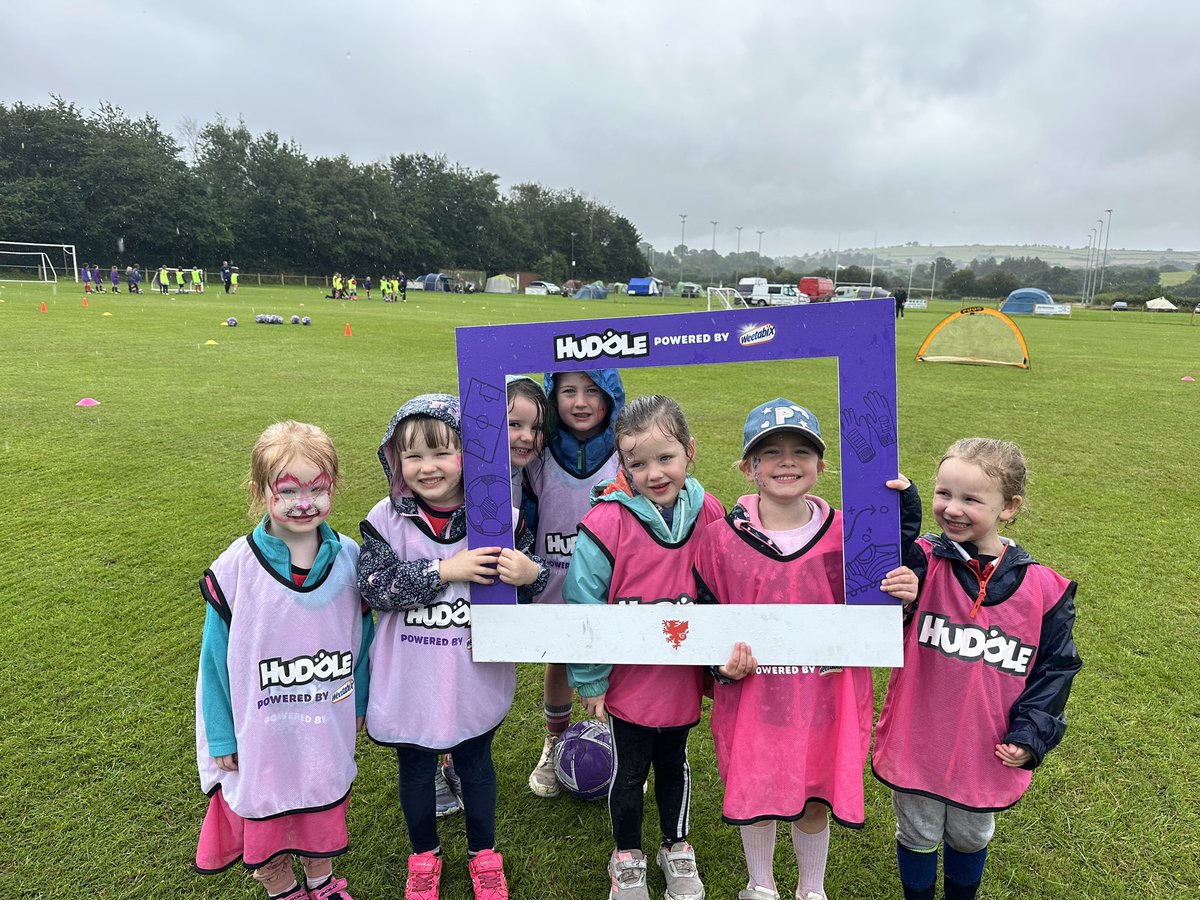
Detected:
[554,372,609,440]
[619,423,694,508]
[932,456,1022,556]
[266,456,333,541]
[507,394,543,469]
[399,431,464,507]
[740,432,825,510]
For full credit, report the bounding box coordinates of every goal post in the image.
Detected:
[0,241,78,283]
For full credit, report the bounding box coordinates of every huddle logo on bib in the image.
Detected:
[259,649,353,689]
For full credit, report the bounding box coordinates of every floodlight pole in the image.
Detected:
[869,231,877,288]
[833,232,841,289]
[756,230,765,277]
[570,232,577,282]
[710,220,718,285]
[679,214,688,283]
[735,225,743,282]
[930,257,938,301]
[1093,217,1104,302]
[1083,229,1095,304]
[1098,208,1113,294]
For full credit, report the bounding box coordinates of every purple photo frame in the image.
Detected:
[456,301,903,665]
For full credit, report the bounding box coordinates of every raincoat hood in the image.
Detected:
[377,393,462,504]
[543,368,626,475]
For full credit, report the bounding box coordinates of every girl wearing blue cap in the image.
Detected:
[695,399,919,900]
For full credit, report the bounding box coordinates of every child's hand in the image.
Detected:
[582,692,607,723]
[496,548,540,587]
[214,754,239,772]
[439,547,501,585]
[881,566,918,603]
[886,474,912,491]
[717,641,758,681]
[995,743,1033,768]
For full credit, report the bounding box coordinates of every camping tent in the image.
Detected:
[418,273,451,292]
[916,307,1030,369]
[1147,296,1177,311]
[607,282,628,295]
[484,274,516,293]
[628,277,661,296]
[573,281,609,300]
[1000,288,1052,315]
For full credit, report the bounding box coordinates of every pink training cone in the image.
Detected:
[1183,376,1195,382]
[76,398,100,407]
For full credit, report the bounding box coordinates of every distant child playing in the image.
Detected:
[694,399,919,900]
[873,438,1082,900]
[194,421,371,900]
[521,369,625,797]
[565,395,725,900]
[357,394,547,900]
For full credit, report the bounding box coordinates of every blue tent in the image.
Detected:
[419,273,451,292]
[1000,288,1052,315]
[573,281,609,300]
[627,277,661,296]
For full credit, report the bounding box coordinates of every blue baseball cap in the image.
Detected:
[742,398,825,456]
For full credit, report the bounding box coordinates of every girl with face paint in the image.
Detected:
[694,399,919,900]
[194,421,371,900]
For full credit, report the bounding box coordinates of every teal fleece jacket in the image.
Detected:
[563,475,708,698]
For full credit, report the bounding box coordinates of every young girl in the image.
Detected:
[357,393,547,900]
[873,439,1082,900]
[523,368,625,797]
[195,421,371,900]
[564,395,725,900]
[693,398,919,900]
[506,376,549,541]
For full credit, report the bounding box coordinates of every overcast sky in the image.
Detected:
[6,0,1198,258]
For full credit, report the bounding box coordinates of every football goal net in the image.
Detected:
[707,287,748,310]
[0,241,78,283]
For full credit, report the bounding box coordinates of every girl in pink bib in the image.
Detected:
[873,439,1081,900]
[694,398,918,900]
[195,421,371,900]
[565,395,726,900]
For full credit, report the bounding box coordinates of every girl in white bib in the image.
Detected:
[195,421,371,900]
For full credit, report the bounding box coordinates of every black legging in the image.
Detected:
[395,727,498,854]
[608,713,693,851]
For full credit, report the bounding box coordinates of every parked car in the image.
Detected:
[1111,301,1128,311]
[680,282,702,298]
[525,280,561,296]
[744,283,811,307]
[832,284,894,301]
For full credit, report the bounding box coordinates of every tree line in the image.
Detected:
[0,98,648,281]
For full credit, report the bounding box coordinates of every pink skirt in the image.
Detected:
[195,788,351,872]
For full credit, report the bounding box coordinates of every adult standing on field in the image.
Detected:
[221,260,232,294]
[895,283,908,319]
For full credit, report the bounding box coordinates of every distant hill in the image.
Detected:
[786,244,1200,271]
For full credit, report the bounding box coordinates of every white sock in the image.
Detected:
[740,821,777,892]
[791,821,829,898]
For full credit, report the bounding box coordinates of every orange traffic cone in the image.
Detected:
[82,297,89,308]
[344,323,353,337]
[40,301,47,313]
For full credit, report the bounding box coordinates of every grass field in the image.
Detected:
[1159,270,1195,287]
[1,282,1198,899]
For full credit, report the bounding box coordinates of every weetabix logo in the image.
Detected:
[739,323,776,346]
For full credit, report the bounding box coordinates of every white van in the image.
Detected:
[745,283,810,307]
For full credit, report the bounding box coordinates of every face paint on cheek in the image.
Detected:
[749,455,766,488]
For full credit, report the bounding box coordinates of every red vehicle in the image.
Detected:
[799,276,835,301]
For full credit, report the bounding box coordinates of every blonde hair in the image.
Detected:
[939,437,1027,518]
[247,421,339,517]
